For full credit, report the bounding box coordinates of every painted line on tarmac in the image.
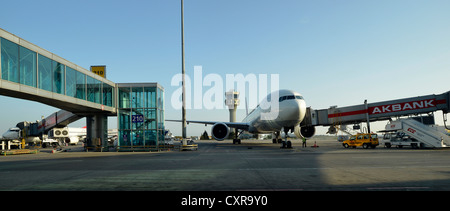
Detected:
[367,186,430,190]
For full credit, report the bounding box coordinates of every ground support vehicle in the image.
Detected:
[380,118,450,148]
[343,133,379,149]
[382,132,423,148]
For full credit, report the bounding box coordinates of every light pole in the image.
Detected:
[181,0,187,139]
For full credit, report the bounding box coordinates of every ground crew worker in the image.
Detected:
[302,137,307,148]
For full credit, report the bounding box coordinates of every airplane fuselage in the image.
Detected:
[242,90,306,133]
[2,127,20,140]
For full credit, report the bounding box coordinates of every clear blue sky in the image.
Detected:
[1,0,450,136]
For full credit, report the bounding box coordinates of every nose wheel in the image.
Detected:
[281,140,292,148]
[280,127,293,149]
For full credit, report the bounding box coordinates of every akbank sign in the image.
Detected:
[369,99,437,115]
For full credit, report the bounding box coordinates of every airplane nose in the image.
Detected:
[280,99,306,123]
[295,99,307,122]
[299,100,306,122]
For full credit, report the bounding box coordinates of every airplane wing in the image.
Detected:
[165,120,250,131]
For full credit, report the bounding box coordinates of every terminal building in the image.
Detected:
[117,83,165,150]
[0,28,165,151]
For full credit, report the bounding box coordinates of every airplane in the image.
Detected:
[65,127,87,145]
[1,127,21,140]
[1,127,40,144]
[47,127,118,146]
[0,126,116,147]
[167,89,316,147]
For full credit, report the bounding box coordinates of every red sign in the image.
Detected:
[369,99,436,115]
[407,128,416,134]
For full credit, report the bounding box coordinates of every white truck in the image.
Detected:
[382,132,422,148]
[381,118,450,148]
[43,127,69,148]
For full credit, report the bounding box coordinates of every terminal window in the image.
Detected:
[1,38,19,83]
[19,46,37,87]
[38,54,52,92]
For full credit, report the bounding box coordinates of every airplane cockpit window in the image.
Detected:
[279,95,304,102]
[295,95,303,100]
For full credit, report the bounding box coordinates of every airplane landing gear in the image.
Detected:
[272,131,282,144]
[233,129,242,144]
[281,140,292,148]
[280,127,293,149]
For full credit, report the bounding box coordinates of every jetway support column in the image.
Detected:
[86,114,108,152]
[365,100,371,133]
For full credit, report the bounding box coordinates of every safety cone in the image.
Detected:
[312,141,319,148]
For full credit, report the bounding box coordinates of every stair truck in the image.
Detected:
[381,118,450,148]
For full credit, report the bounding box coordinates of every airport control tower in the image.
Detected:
[225,90,240,122]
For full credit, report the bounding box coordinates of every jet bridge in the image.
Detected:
[16,110,81,137]
[19,109,107,149]
[302,91,450,132]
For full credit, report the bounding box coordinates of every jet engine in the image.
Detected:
[211,122,230,141]
[294,125,316,139]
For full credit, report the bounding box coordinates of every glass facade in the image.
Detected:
[19,46,37,87]
[117,84,164,151]
[52,60,65,95]
[38,54,52,92]
[76,71,86,100]
[0,37,114,108]
[1,31,167,153]
[1,38,19,83]
[87,75,101,104]
[103,83,114,107]
[65,66,77,98]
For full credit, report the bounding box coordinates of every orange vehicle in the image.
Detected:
[343,133,379,149]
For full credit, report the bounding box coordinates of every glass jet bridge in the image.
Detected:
[0,28,164,151]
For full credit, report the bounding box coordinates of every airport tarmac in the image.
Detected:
[1,136,450,191]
